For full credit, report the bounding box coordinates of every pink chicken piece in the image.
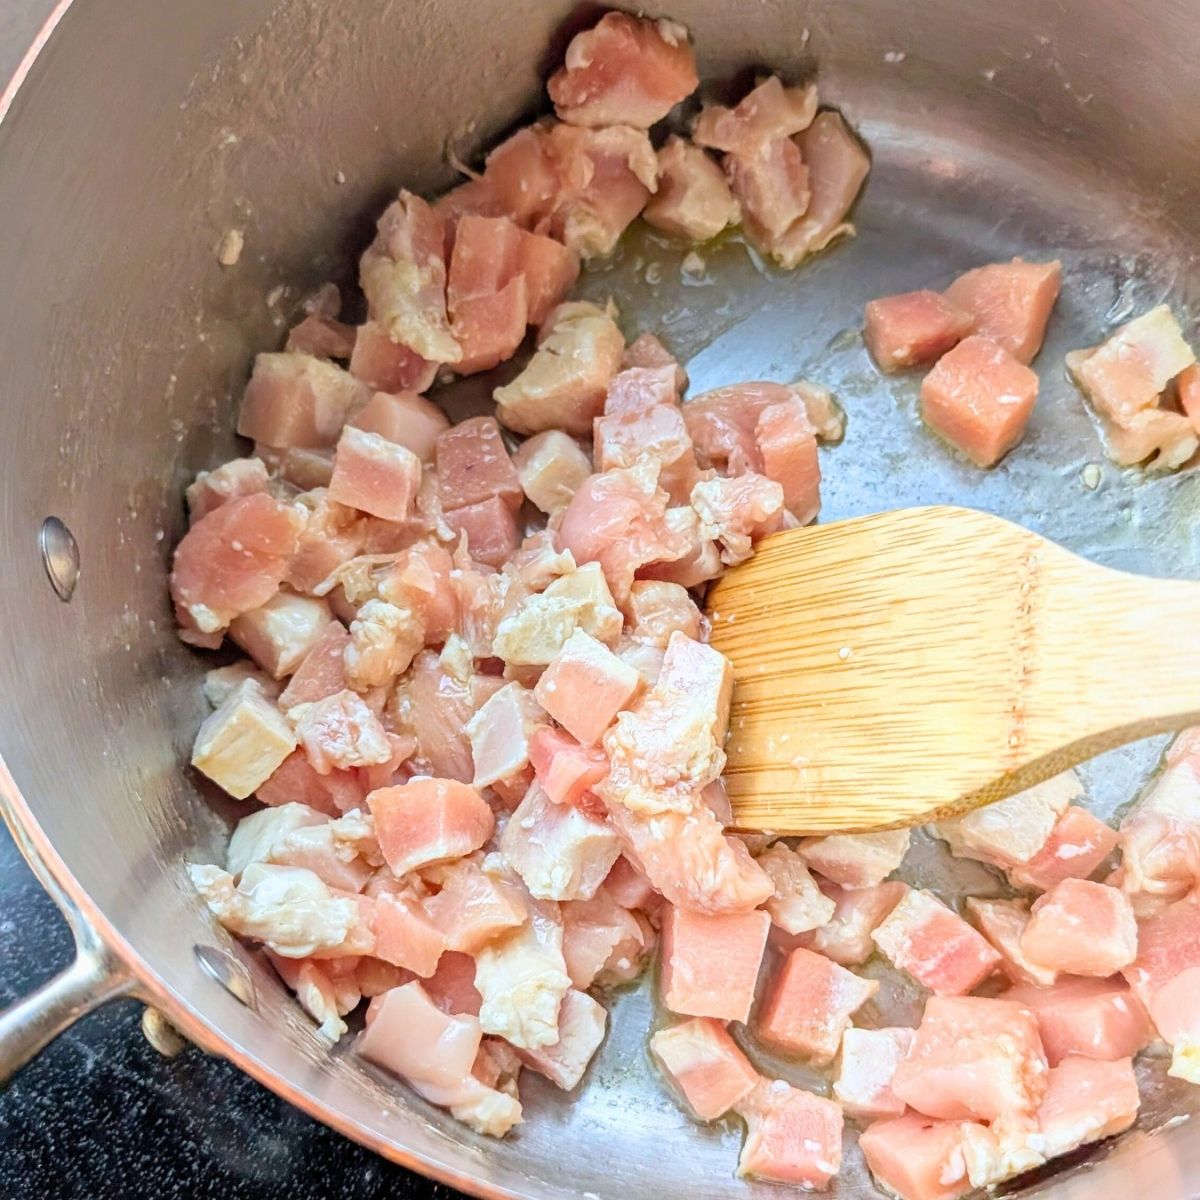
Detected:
[444,496,522,570]
[347,391,449,463]
[1178,364,1200,433]
[256,749,365,817]
[1009,806,1119,892]
[755,843,836,936]
[328,426,422,523]
[516,987,608,1090]
[435,416,524,513]
[560,886,651,988]
[359,191,460,364]
[171,493,305,636]
[603,364,680,417]
[1002,976,1152,1066]
[401,650,500,781]
[293,688,393,774]
[368,778,494,877]
[964,897,1057,987]
[693,77,818,153]
[349,321,438,395]
[872,887,1001,996]
[238,352,368,450]
[285,313,357,361]
[624,580,701,648]
[528,726,608,812]
[920,334,1040,466]
[278,621,351,709]
[186,457,270,523]
[834,1026,915,1122]
[370,890,447,977]
[593,402,699,504]
[797,880,906,966]
[859,1112,973,1200]
[755,399,821,524]
[650,1017,758,1121]
[863,289,975,372]
[283,492,364,597]
[892,995,1048,1124]
[534,629,643,745]
[1019,879,1137,977]
[358,979,480,1086]
[479,126,561,230]
[548,12,698,130]
[422,951,484,1016]
[380,541,457,643]
[734,1079,844,1189]
[602,854,659,913]
[797,830,910,889]
[643,136,738,242]
[660,905,770,1024]
[689,473,784,566]
[757,946,878,1064]
[516,228,580,326]
[943,258,1062,364]
[424,857,528,955]
[621,332,688,392]
[1035,1055,1139,1158]
[1121,895,1200,1054]
[464,681,544,789]
[725,136,810,244]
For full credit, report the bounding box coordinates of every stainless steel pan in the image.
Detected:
[2,0,1199,1195]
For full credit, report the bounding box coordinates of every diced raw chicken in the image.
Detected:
[1009,806,1118,892]
[278,620,351,708]
[1122,893,1200,1019]
[872,887,1001,996]
[268,953,359,1040]
[397,648,498,779]
[769,112,870,268]
[517,229,581,326]
[624,580,701,649]
[349,321,438,395]
[604,364,679,417]
[834,1026,915,1122]
[189,861,358,958]
[1002,976,1152,1066]
[643,137,738,242]
[920,335,1040,467]
[650,1017,758,1121]
[955,1123,1043,1191]
[528,726,608,811]
[660,905,770,1023]
[757,844,837,935]
[863,289,975,372]
[500,784,621,902]
[1020,879,1137,977]
[494,300,625,437]
[477,125,561,230]
[192,679,298,798]
[475,902,572,1049]
[424,856,529,954]
[734,1079,844,1189]
[421,951,483,1016]
[603,854,660,913]
[943,259,1062,364]
[203,660,280,707]
[859,1112,973,1200]
[371,890,447,976]
[634,503,723,588]
[232,805,377,893]
[798,880,906,966]
[931,770,1079,868]
[355,957,407,998]
[693,77,818,153]
[892,995,1047,1124]
[603,632,733,815]
[516,987,607,1090]
[1034,1055,1139,1158]
[186,457,270,523]
[359,191,460,363]
[757,946,878,1064]
[534,629,642,745]
[513,430,593,514]
[285,313,357,362]
[434,416,524,513]
[256,749,364,817]
[964,897,1057,987]
[347,391,449,463]
[621,331,688,391]
[368,778,494,877]
[444,497,522,570]
[237,352,368,450]
[463,681,545,788]
[378,541,457,641]
[594,402,699,503]
[797,830,910,889]
[225,802,326,877]
[690,473,784,565]
[292,689,392,773]
[548,12,698,129]
[283,491,364,597]
[229,591,332,680]
[560,886,651,987]
[725,136,810,244]
[1178,364,1200,432]
[171,493,305,635]
[755,398,821,524]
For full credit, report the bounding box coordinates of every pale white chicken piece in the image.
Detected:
[344,598,424,689]
[690,473,785,566]
[203,660,280,707]
[289,688,392,771]
[757,843,837,934]
[191,679,297,799]
[226,802,327,878]
[517,987,608,1090]
[465,682,547,788]
[797,830,911,889]
[513,431,593,514]
[229,591,333,679]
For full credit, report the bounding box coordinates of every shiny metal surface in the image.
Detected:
[0,0,1198,1196]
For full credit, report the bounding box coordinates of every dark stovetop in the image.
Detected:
[0,825,464,1200]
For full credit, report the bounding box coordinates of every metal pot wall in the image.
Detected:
[1,0,1199,1196]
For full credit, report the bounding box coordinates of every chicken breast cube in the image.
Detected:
[495,301,625,437]
[501,785,621,902]
[435,416,524,513]
[423,856,529,955]
[464,682,545,789]
[237,352,369,450]
[725,135,810,244]
[278,621,351,709]
[191,679,297,799]
[186,457,270,523]
[343,599,423,690]
[534,629,643,746]
[864,289,975,372]
[943,258,1062,364]
[661,905,770,1023]
[348,321,438,395]
[964,897,1057,987]
[797,829,910,889]
[834,1026,915,1122]
[693,77,818,152]
[594,402,699,504]
[603,632,733,815]
[734,1079,844,1189]
[328,426,422,523]
[859,1112,973,1200]
[561,886,651,988]
[368,778,494,877]
[624,580,701,648]
[1020,879,1137,976]
[892,995,1048,1124]
[444,495,522,570]
[757,844,837,935]
[1034,1055,1139,1158]
[757,946,878,1064]
[528,727,609,810]
[650,1017,758,1121]
[920,335,1039,467]
[255,749,364,817]
[690,473,785,566]
[798,880,906,965]
[225,802,327,878]
[347,390,449,463]
[1008,805,1118,892]
[755,398,822,525]
[513,430,592,514]
[268,953,359,1041]
[872,887,1001,996]
[643,136,738,242]
[475,904,572,1049]
[204,660,280,708]
[548,12,698,129]
[229,591,332,680]
[516,987,607,1090]
[931,769,1079,868]
[605,363,680,417]
[292,688,392,773]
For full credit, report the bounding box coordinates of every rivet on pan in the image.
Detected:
[140,1006,190,1058]
[38,516,80,601]
[194,944,258,1010]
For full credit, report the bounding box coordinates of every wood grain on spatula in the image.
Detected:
[706,505,1200,835]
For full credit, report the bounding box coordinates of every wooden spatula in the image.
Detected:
[706,505,1197,835]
